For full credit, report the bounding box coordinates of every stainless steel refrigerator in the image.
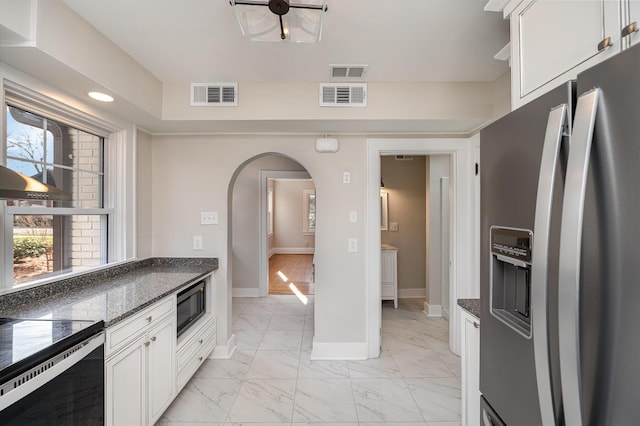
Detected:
[480,42,640,425]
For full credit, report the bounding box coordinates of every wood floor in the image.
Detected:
[269,254,314,295]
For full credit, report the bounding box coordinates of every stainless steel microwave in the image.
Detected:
[176,280,206,337]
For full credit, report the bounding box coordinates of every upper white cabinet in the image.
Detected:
[626,1,640,47]
[510,0,622,108]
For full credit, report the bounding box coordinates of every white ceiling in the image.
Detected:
[62,0,510,85]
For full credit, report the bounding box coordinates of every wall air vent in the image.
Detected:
[319,83,367,107]
[395,155,414,161]
[191,83,238,106]
[330,65,367,79]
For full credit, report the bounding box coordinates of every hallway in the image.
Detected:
[159,297,461,424]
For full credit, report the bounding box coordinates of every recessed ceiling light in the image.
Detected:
[88,91,114,102]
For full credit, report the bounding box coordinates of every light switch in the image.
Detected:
[201,212,218,225]
[349,211,358,223]
[193,236,203,250]
[343,172,351,184]
[348,238,358,253]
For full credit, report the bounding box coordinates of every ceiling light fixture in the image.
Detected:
[230,0,328,43]
[88,92,114,102]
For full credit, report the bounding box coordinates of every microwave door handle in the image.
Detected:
[558,88,600,426]
[531,103,569,426]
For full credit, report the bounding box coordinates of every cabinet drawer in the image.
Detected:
[177,315,216,373]
[176,316,216,391]
[106,297,176,357]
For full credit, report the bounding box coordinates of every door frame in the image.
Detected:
[366,137,478,356]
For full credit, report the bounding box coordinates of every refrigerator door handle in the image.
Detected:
[558,88,601,426]
[531,103,569,426]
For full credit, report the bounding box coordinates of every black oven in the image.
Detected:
[177,280,206,337]
[0,319,105,425]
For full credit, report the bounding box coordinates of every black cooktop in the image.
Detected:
[0,318,104,384]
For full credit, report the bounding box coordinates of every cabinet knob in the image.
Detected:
[198,356,203,362]
[150,336,157,342]
[199,339,204,344]
[597,36,612,52]
[146,316,152,322]
[622,22,638,38]
[473,321,480,329]
[144,341,150,347]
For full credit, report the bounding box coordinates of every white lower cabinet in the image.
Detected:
[176,314,217,392]
[461,307,480,426]
[381,245,398,308]
[105,299,176,426]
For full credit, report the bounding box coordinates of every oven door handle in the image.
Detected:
[0,332,105,411]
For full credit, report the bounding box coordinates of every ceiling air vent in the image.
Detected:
[395,155,414,161]
[330,65,367,79]
[319,83,367,107]
[191,83,238,106]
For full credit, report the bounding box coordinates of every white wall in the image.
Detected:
[427,155,451,309]
[273,179,315,253]
[151,135,368,357]
[136,128,153,259]
[231,155,306,293]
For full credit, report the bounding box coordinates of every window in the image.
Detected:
[4,101,112,288]
[303,189,316,234]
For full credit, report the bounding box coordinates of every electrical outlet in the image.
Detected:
[201,212,218,225]
[390,222,399,231]
[343,171,351,184]
[349,211,358,223]
[193,235,203,250]
[348,238,358,253]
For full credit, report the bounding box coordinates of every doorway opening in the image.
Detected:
[367,138,479,358]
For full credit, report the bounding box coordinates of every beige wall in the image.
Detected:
[151,135,368,348]
[380,156,427,293]
[136,129,153,259]
[231,155,306,291]
[273,179,316,252]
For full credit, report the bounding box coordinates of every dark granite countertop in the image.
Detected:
[0,257,218,327]
[457,298,480,319]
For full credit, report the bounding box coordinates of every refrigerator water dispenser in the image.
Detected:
[490,226,533,338]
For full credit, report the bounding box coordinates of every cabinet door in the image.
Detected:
[461,311,480,426]
[148,316,176,424]
[512,0,620,108]
[381,251,396,298]
[105,335,146,426]
[626,0,640,47]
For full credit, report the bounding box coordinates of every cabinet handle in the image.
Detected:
[199,339,204,344]
[150,336,157,342]
[597,36,612,52]
[622,22,638,38]
[146,316,152,322]
[473,321,480,329]
[144,341,150,347]
[198,356,203,362]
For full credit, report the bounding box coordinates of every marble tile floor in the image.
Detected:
[158,297,460,426]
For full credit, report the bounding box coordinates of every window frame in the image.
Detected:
[302,189,316,235]
[1,80,127,291]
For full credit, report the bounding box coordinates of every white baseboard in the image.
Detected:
[232,288,260,298]
[210,334,237,359]
[443,307,450,321]
[398,288,426,298]
[310,339,368,360]
[424,302,443,318]
[272,247,315,255]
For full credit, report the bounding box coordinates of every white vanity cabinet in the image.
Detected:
[381,244,398,309]
[510,0,621,109]
[105,297,176,426]
[460,307,480,426]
